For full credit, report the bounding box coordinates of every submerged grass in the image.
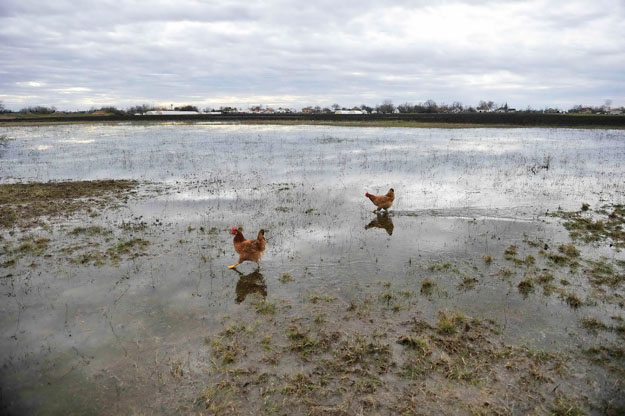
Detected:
[552,204,625,249]
[585,258,624,286]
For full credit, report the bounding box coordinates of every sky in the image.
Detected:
[1,0,624,111]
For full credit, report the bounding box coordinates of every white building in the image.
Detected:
[145,110,201,115]
[335,110,364,115]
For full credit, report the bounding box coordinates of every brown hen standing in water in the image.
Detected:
[228,228,266,270]
[365,188,395,213]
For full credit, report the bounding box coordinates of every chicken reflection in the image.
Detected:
[365,212,394,235]
[235,271,267,303]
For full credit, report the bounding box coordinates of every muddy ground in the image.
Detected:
[0,124,624,415]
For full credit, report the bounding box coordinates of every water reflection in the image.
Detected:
[365,212,394,235]
[235,271,267,303]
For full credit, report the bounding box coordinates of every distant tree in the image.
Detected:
[0,101,6,113]
[19,105,56,114]
[451,101,463,112]
[568,105,583,113]
[331,103,341,111]
[219,106,238,113]
[127,104,154,114]
[412,103,426,113]
[174,105,198,112]
[424,99,438,113]
[397,102,414,113]
[477,100,495,111]
[360,104,374,113]
[97,106,124,115]
[377,99,395,114]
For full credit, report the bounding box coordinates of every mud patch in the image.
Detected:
[0,180,139,228]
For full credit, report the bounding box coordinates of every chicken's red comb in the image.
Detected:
[365,192,370,197]
[231,227,238,232]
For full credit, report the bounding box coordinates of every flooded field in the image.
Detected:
[1,123,624,415]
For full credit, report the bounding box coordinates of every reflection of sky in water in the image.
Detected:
[1,124,623,213]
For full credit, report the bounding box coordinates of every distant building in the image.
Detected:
[145,110,201,115]
[335,110,364,115]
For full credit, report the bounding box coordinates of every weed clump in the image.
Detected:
[518,277,535,297]
[458,276,478,290]
[504,245,517,260]
[437,312,465,335]
[558,243,580,258]
[397,336,430,356]
[211,337,244,365]
[107,238,149,261]
[68,225,109,236]
[428,261,459,273]
[279,273,294,283]
[286,326,329,358]
[281,373,319,397]
[585,258,624,286]
[252,299,277,315]
[333,335,391,372]
[420,279,435,295]
[561,291,583,308]
[309,293,335,304]
[580,318,608,333]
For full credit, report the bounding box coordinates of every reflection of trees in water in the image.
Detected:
[365,213,394,235]
[235,271,267,303]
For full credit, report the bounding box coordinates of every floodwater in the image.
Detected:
[1,123,624,414]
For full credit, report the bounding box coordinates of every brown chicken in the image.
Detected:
[228,228,266,270]
[365,188,395,213]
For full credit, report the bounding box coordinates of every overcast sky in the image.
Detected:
[1,0,624,111]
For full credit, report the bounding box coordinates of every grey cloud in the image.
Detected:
[1,0,624,110]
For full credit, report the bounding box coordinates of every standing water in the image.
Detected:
[1,123,624,414]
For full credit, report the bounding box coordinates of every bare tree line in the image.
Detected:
[1,99,622,116]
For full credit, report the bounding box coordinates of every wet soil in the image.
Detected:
[0,180,139,228]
